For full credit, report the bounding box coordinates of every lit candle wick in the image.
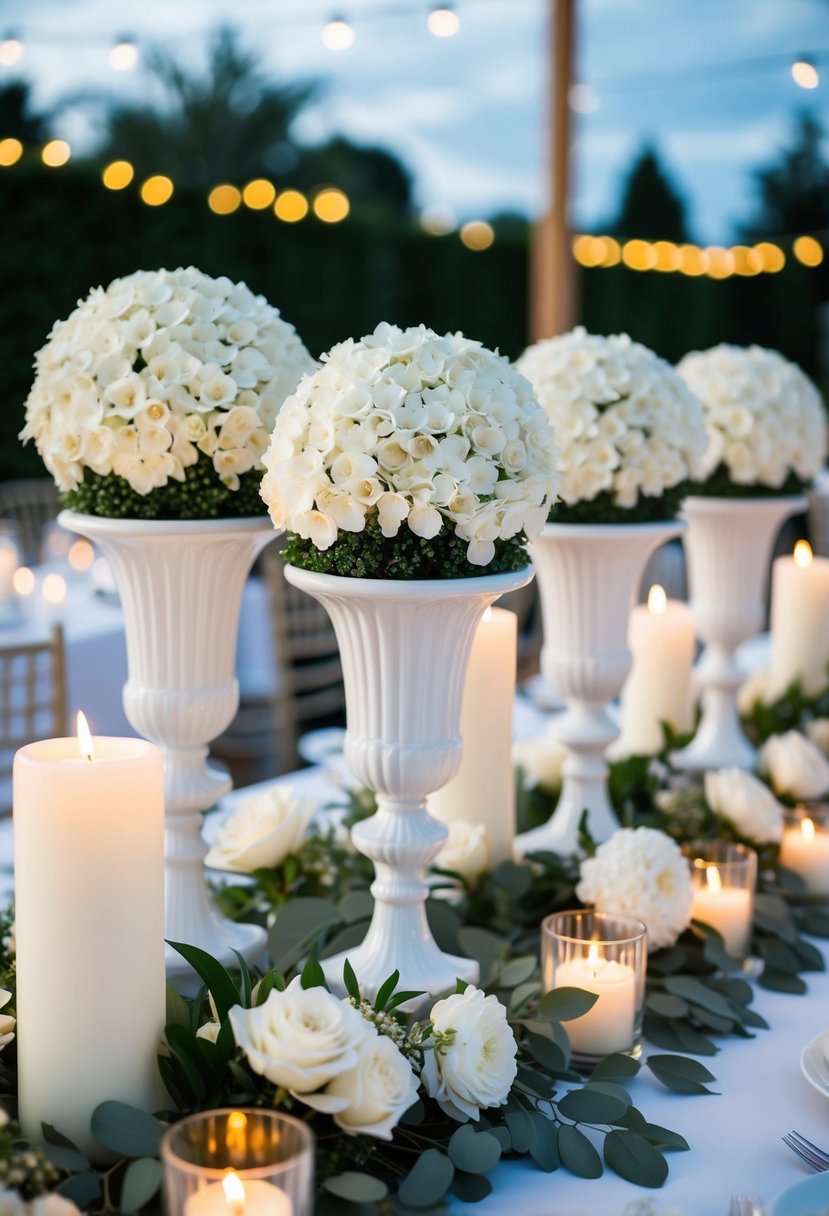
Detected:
[705,864,722,894]
[647,584,667,616]
[794,540,813,569]
[76,711,95,763]
[222,1171,245,1216]
[802,816,816,842]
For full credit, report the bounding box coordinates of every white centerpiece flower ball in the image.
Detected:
[516,327,707,522]
[260,322,560,575]
[20,266,315,518]
[576,826,694,950]
[677,343,827,494]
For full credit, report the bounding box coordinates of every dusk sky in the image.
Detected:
[6,0,829,241]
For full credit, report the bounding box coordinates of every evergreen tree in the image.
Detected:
[609,144,690,242]
[742,111,829,239]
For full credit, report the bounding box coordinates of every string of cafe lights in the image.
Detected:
[0,134,824,272]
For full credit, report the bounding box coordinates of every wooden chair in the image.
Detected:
[0,626,67,813]
[0,479,61,565]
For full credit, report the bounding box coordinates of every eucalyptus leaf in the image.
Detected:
[647,1054,718,1095]
[586,1080,633,1107]
[320,923,370,960]
[267,898,342,972]
[58,1171,103,1208]
[758,968,808,994]
[590,1054,641,1081]
[557,1124,603,1178]
[41,1142,90,1173]
[757,938,802,974]
[120,1156,162,1213]
[491,859,533,899]
[710,977,753,1005]
[686,1005,735,1035]
[447,1125,502,1174]
[739,1006,770,1030]
[537,986,599,1023]
[337,890,375,924]
[41,1124,86,1153]
[630,1122,690,1150]
[792,939,825,971]
[449,1172,493,1203]
[505,1110,532,1153]
[497,956,536,989]
[646,993,690,1019]
[510,980,540,1015]
[663,976,735,1019]
[527,1111,560,1172]
[456,927,504,987]
[516,1063,556,1099]
[398,1149,455,1208]
[643,1014,718,1057]
[797,908,829,937]
[323,1172,389,1203]
[557,1086,629,1125]
[425,900,462,954]
[90,1102,165,1158]
[525,1030,567,1072]
[603,1130,668,1188]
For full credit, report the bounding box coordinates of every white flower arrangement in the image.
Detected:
[260,322,559,571]
[20,267,315,515]
[204,786,316,873]
[421,985,518,1121]
[576,826,694,951]
[516,328,707,520]
[677,343,828,492]
[704,768,784,844]
[759,730,829,800]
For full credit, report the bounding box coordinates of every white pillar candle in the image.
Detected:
[779,815,829,894]
[767,541,829,699]
[616,585,695,757]
[553,948,636,1057]
[690,865,752,958]
[14,716,165,1157]
[185,1172,292,1216]
[428,607,517,866]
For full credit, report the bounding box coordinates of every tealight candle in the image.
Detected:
[162,1110,313,1216]
[541,910,647,1065]
[767,541,829,699]
[779,808,829,896]
[616,584,695,757]
[428,607,517,864]
[690,861,753,959]
[14,714,165,1157]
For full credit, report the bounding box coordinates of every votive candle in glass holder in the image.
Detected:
[541,910,647,1067]
[161,1109,314,1216]
[779,805,829,899]
[689,841,756,961]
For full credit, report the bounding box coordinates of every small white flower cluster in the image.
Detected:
[260,322,559,567]
[21,267,315,497]
[704,768,784,843]
[517,328,707,511]
[677,343,828,489]
[228,977,516,1140]
[204,785,316,874]
[576,826,694,951]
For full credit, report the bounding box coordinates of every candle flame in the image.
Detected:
[222,1172,245,1207]
[76,712,95,762]
[587,942,600,963]
[647,584,667,616]
[794,540,813,569]
[705,864,722,894]
[802,816,816,841]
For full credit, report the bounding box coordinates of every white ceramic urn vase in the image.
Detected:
[284,563,533,999]
[59,510,275,977]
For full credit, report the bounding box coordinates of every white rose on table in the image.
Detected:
[760,731,829,800]
[325,1030,419,1140]
[205,786,316,873]
[704,768,784,844]
[0,991,14,1051]
[229,979,371,1110]
[433,821,490,883]
[806,719,829,757]
[422,985,518,1122]
[513,735,569,794]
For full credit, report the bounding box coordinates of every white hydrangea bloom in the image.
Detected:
[20,267,315,497]
[260,322,560,567]
[576,827,694,951]
[516,328,707,511]
[677,343,828,489]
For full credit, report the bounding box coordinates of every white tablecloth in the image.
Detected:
[214,763,829,1216]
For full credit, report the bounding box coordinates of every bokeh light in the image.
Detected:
[208,184,242,215]
[140,175,174,206]
[321,17,355,50]
[460,220,495,251]
[242,179,276,210]
[313,187,350,222]
[427,6,460,37]
[274,190,309,222]
[793,235,823,267]
[102,160,134,190]
[42,140,71,168]
[0,138,23,167]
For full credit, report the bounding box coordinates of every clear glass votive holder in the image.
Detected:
[688,841,757,962]
[541,910,648,1068]
[779,805,829,901]
[161,1108,314,1216]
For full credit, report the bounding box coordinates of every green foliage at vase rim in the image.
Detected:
[281,520,530,580]
[61,454,268,520]
[547,482,690,526]
[686,462,810,499]
[741,670,829,746]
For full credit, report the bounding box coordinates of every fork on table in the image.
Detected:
[783,1129,829,1171]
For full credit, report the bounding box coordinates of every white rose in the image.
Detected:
[704,768,784,843]
[760,731,829,800]
[228,978,371,1107]
[326,1030,419,1140]
[513,734,569,793]
[806,718,829,757]
[433,820,490,882]
[422,985,518,1122]
[205,787,316,873]
[0,990,15,1050]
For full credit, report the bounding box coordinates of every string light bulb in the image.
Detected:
[427,5,460,37]
[110,36,139,71]
[791,58,819,89]
[321,16,355,50]
[0,34,23,67]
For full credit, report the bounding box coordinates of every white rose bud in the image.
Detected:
[205,787,315,874]
[434,820,491,883]
[422,985,518,1122]
[326,1031,419,1140]
[513,735,569,794]
[704,767,784,843]
[760,730,829,800]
